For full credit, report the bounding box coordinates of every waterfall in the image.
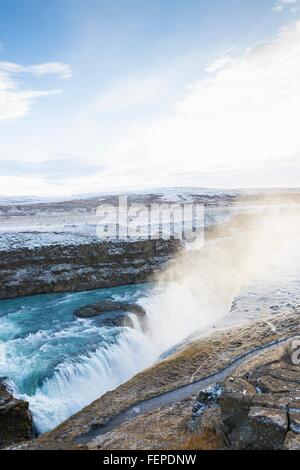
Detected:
[2,206,299,434]
[21,326,157,434]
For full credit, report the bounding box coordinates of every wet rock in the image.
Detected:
[0,379,34,448]
[74,300,146,329]
[74,300,146,319]
[96,312,141,329]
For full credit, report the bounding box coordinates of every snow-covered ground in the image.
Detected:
[1,188,300,251]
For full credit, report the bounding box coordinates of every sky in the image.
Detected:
[0,0,300,196]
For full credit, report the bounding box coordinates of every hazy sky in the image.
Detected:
[1,0,300,196]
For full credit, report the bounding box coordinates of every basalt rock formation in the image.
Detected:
[0,238,180,299]
[192,339,300,450]
[0,379,34,448]
[74,300,146,328]
[74,300,145,318]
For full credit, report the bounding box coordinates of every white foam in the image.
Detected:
[20,327,156,433]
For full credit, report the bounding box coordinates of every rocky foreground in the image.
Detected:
[0,380,34,448]
[6,310,300,450]
[191,343,300,450]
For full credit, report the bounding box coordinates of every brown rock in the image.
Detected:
[252,393,292,410]
[246,406,288,450]
[220,378,256,448]
[0,380,34,448]
[283,432,300,450]
[74,300,145,319]
[288,398,300,411]
[258,375,300,394]
[0,238,180,299]
[220,378,256,421]
[289,411,300,434]
[269,368,300,384]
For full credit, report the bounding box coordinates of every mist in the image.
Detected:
[142,198,300,352]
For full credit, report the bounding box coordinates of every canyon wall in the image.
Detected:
[0,238,180,299]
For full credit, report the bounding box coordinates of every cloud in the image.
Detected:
[107,21,300,188]
[0,155,104,181]
[204,56,233,73]
[204,47,235,73]
[273,0,298,13]
[2,21,300,195]
[93,76,167,113]
[0,88,62,122]
[26,62,72,79]
[0,60,72,78]
[0,60,72,123]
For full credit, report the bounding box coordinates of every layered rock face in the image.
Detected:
[0,380,34,447]
[192,341,300,450]
[0,238,180,299]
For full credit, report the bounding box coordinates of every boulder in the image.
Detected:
[248,406,288,450]
[219,378,256,449]
[74,300,146,319]
[283,432,300,450]
[269,367,300,384]
[74,300,147,329]
[188,385,222,434]
[289,411,300,434]
[258,375,300,394]
[203,344,300,450]
[94,312,140,328]
[288,398,300,411]
[252,393,292,410]
[0,379,34,447]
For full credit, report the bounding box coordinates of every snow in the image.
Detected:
[1,187,299,251]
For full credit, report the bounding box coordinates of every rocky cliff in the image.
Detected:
[0,379,34,447]
[191,340,300,450]
[0,238,180,299]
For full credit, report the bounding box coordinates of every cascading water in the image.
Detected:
[1,206,300,434]
[23,327,157,432]
[0,285,158,434]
